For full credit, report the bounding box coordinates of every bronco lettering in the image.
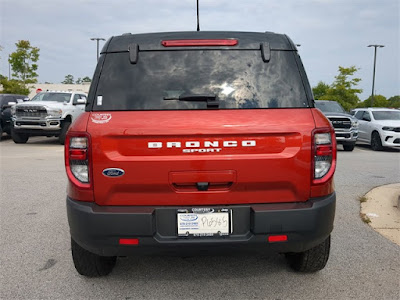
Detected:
[148,140,256,149]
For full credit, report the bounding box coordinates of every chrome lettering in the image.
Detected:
[148,142,162,148]
[183,148,222,153]
[167,142,181,148]
[223,141,237,147]
[148,140,256,151]
[242,140,256,147]
[186,141,200,148]
[204,141,219,147]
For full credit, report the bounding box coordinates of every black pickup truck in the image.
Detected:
[0,94,29,139]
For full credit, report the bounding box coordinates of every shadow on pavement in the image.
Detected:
[355,144,400,153]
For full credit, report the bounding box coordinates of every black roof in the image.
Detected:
[101,31,297,53]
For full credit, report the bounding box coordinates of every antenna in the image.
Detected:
[197,0,200,31]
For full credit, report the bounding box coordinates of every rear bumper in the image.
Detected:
[67,193,336,256]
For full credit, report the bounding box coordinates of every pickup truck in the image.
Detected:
[314,100,359,151]
[11,91,87,144]
[0,94,29,139]
[65,31,337,277]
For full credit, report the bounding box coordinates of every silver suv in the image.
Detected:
[314,100,359,151]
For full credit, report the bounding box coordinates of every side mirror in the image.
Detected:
[2,102,17,109]
[74,98,87,105]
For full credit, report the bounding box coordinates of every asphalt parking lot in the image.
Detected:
[0,136,399,300]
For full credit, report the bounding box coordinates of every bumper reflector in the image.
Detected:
[119,238,139,245]
[268,235,288,243]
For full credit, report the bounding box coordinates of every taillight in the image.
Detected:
[161,39,238,47]
[312,129,336,184]
[65,133,91,188]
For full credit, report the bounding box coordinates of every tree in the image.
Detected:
[358,95,388,108]
[318,66,362,111]
[82,76,91,83]
[8,40,40,88]
[388,95,400,108]
[0,77,29,95]
[75,77,82,84]
[312,81,330,99]
[62,74,74,84]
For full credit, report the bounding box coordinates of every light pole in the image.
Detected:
[90,38,106,61]
[8,54,11,79]
[367,44,384,107]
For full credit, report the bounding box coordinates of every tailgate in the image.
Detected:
[88,109,315,206]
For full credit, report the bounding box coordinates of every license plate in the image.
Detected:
[177,208,231,237]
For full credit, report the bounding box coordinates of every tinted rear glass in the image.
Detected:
[94,50,309,111]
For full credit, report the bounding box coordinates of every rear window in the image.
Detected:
[94,50,309,111]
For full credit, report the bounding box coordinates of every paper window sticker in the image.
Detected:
[97,96,103,106]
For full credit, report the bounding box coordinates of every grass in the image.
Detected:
[359,195,368,203]
[360,213,371,224]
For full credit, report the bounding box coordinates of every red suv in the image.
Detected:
[65,31,336,277]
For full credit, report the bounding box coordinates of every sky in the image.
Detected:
[1,0,399,100]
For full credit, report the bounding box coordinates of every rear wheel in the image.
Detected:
[11,127,29,144]
[285,235,330,273]
[71,238,116,277]
[343,143,355,151]
[59,121,71,145]
[371,132,383,151]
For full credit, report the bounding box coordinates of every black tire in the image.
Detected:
[11,127,29,144]
[285,235,330,273]
[371,131,383,151]
[343,143,355,151]
[59,121,71,145]
[71,238,116,277]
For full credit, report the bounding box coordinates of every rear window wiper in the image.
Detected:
[164,94,219,108]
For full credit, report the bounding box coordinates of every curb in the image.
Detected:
[398,195,400,211]
[360,183,400,246]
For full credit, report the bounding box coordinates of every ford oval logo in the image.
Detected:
[102,168,125,177]
[179,215,198,222]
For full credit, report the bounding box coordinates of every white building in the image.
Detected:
[27,83,91,99]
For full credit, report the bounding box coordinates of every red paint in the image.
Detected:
[65,109,336,205]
